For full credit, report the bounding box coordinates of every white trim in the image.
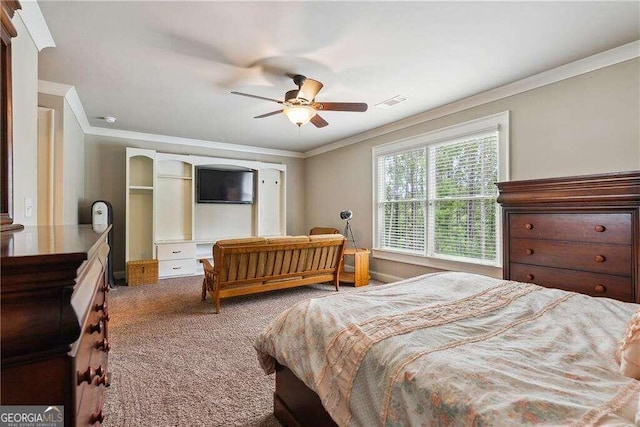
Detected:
[38,80,92,131]
[16,1,55,51]
[372,111,509,156]
[304,40,640,158]
[37,40,638,160]
[371,111,508,269]
[64,87,91,131]
[369,269,404,284]
[87,127,305,158]
[372,250,503,279]
[38,80,71,97]
[38,81,304,158]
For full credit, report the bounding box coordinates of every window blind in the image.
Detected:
[427,133,498,262]
[376,148,426,253]
[375,131,499,265]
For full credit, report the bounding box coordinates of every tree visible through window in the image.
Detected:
[429,135,498,262]
[377,148,426,253]
[375,122,503,267]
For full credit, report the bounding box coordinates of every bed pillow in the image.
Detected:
[618,308,640,380]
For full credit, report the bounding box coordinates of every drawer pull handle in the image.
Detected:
[594,284,606,293]
[172,267,182,270]
[525,248,534,255]
[594,225,606,233]
[90,410,105,424]
[172,250,181,254]
[594,255,606,263]
[95,372,110,387]
[77,365,104,385]
[95,301,108,313]
[95,338,111,352]
[88,320,103,335]
[525,274,535,281]
[525,223,533,230]
[100,313,110,323]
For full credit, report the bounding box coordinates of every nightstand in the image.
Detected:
[340,248,370,287]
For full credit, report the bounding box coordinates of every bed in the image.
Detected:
[254,271,640,426]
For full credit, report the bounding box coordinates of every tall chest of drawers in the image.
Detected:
[497,171,640,303]
[1,225,111,426]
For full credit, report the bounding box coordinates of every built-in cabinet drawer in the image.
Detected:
[156,242,197,278]
[156,242,196,260]
[159,258,196,277]
[510,263,634,302]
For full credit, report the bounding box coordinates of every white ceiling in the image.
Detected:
[37,1,639,154]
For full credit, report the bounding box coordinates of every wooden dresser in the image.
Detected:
[1,225,111,426]
[497,171,640,303]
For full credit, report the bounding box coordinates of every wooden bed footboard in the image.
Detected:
[274,363,337,427]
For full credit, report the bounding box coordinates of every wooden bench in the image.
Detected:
[199,235,346,313]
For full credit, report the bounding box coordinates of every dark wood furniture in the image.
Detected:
[275,363,337,427]
[1,1,22,232]
[1,225,111,426]
[496,171,640,303]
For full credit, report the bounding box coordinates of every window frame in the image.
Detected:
[371,111,509,276]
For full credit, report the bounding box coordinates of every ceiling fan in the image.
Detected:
[231,75,368,128]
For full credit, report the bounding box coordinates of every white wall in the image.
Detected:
[83,135,305,274]
[305,59,640,282]
[11,13,39,226]
[37,93,85,224]
[62,99,85,224]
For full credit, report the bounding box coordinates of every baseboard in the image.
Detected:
[369,270,403,284]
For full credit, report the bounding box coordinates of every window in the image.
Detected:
[373,112,509,269]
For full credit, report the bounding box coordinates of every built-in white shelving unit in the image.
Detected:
[125,148,286,279]
[125,148,155,263]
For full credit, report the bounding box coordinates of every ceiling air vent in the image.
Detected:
[375,95,408,109]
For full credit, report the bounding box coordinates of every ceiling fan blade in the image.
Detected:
[313,102,368,112]
[254,110,283,119]
[297,78,323,102]
[310,114,329,128]
[231,91,283,104]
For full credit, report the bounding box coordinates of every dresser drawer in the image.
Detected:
[156,242,196,260]
[510,263,634,302]
[159,258,196,277]
[510,238,631,276]
[509,213,632,244]
[76,369,106,426]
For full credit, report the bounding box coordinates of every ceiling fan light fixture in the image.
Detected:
[283,105,316,127]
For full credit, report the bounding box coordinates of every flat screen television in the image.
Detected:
[196,167,255,204]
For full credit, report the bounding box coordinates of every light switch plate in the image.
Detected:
[25,197,33,218]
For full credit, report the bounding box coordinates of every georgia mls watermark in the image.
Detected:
[0,406,64,427]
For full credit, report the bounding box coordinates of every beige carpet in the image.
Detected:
[103,276,369,426]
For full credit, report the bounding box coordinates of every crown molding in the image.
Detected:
[39,39,638,161]
[303,40,640,158]
[38,80,91,130]
[38,80,304,158]
[84,127,305,159]
[16,0,54,51]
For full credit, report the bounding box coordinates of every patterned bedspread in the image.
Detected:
[254,272,640,426]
